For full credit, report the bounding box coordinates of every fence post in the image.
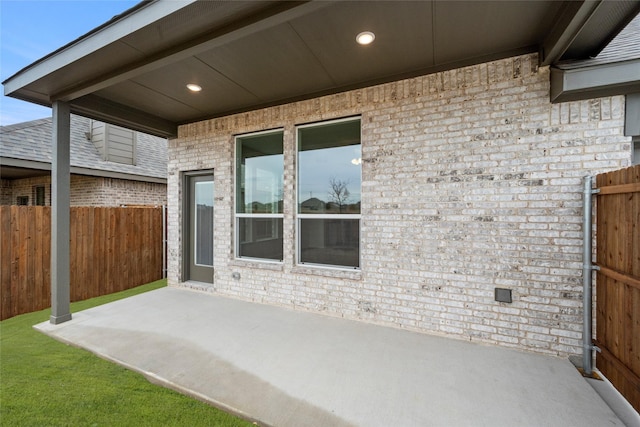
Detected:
[582,175,600,377]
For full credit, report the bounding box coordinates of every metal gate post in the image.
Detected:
[582,175,600,376]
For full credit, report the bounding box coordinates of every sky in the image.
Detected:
[0,0,139,126]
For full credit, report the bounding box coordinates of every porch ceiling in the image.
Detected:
[4,0,640,138]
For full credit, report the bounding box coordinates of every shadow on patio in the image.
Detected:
[36,287,626,427]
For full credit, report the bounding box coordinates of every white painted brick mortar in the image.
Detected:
[167,53,631,357]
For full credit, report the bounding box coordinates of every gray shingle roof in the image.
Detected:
[0,115,167,180]
[556,13,640,70]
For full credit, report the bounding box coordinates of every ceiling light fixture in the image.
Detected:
[187,83,202,92]
[356,31,375,45]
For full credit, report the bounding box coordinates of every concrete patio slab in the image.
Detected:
[36,287,627,427]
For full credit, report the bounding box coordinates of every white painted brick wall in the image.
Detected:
[167,53,631,357]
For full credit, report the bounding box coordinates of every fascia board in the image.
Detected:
[2,1,197,95]
[0,158,52,171]
[551,59,640,103]
[69,166,167,184]
[0,157,167,184]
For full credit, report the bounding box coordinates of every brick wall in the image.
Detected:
[0,180,12,205]
[168,53,632,357]
[3,175,166,206]
[69,176,167,206]
[3,176,51,206]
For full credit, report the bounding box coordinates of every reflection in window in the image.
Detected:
[238,217,283,260]
[300,218,359,267]
[195,181,214,266]
[236,130,284,261]
[297,117,361,269]
[33,185,46,206]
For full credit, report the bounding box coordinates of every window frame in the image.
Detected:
[295,116,362,270]
[234,128,285,264]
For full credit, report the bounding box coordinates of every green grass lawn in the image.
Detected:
[0,280,253,427]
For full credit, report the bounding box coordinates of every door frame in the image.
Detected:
[182,169,214,283]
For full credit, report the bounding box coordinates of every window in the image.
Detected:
[297,117,361,269]
[194,180,214,266]
[235,130,284,261]
[16,196,29,206]
[633,137,640,165]
[33,185,45,206]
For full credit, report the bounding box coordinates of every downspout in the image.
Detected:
[582,175,599,376]
[162,205,167,279]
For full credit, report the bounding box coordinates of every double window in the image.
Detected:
[234,117,361,269]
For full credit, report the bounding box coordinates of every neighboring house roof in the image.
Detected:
[551,14,640,103]
[0,115,167,183]
[558,14,640,68]
[3,1,639,138]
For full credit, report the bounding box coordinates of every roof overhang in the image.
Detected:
[4,0,640,138]
[550,59,640,103]
[0,156,167,183]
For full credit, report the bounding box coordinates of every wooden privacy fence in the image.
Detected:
[594,164,640,412]
[1,206,164,320]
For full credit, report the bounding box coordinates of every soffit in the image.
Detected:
[4,0,639,138]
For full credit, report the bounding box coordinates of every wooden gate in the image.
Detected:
[594,164,640,412]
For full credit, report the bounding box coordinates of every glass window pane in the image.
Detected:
[299,218,359,268]
[237,132,284,214]
[238,217,283,261]
[298,120,361,214]
[34,186,45,206]
[195,181,214,266]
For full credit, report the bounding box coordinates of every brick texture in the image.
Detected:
[168,53,631,356]
[0,180,11,205]
[2,175,166,207]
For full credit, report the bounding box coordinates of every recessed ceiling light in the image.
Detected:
[187,83,202,92]
[356,31,375,45]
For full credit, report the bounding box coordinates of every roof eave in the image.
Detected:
[0,156,167,184]
[2,1,195,92]
[550,58,640,103]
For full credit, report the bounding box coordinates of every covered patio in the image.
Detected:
[36,286,633,427]
[5,1,640,423]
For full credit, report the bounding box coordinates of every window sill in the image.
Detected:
[291,265,362,281]
[229,258,284,271]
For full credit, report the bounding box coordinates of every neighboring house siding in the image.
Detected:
[168,53,632,357]
[2,175,166,206]
[91,121,137,165]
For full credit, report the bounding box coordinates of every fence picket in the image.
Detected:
[594,164,640,412]
[0,206,164,320]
